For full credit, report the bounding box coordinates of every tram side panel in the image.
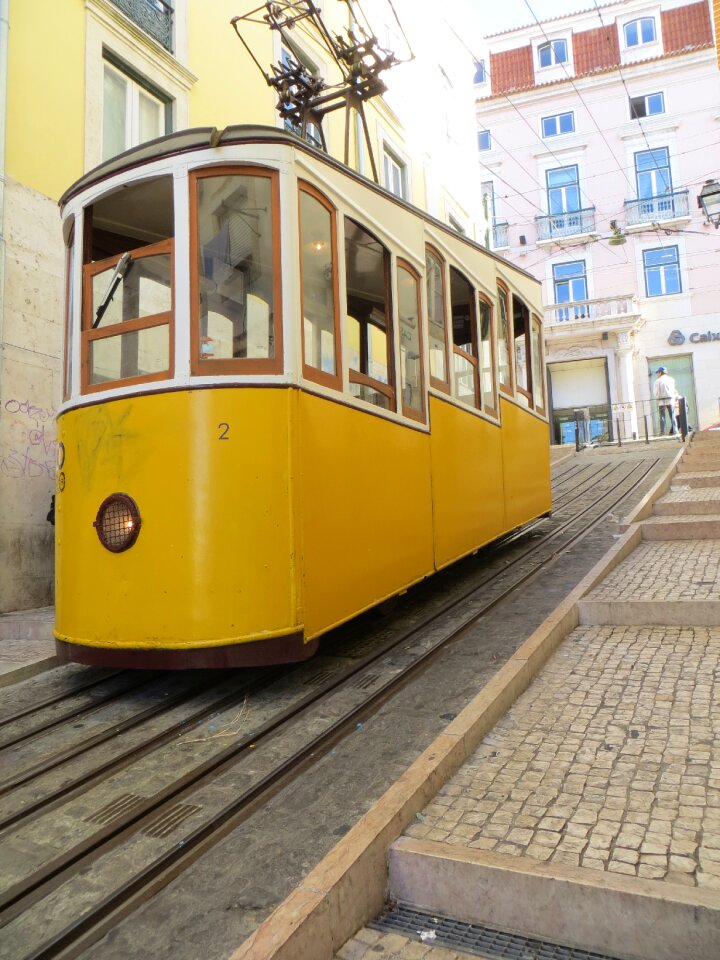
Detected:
[500,397,553,530]
[55,388,300,651]
[297,391,435,640]
[429,394,507,570]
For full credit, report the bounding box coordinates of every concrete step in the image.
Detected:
[640,515,720,540]
[679,453,720,468]
[0,607,54,641]
[389,838,720,960]
[653,495,720,516]
[690,432,720,444]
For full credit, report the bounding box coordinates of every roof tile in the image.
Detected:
[661,1,713,52]
[573,24,620,74]
[490,46,534,95]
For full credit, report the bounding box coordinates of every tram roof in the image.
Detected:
[60,124,539,285]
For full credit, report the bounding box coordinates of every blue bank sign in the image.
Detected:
[667,329,720,345]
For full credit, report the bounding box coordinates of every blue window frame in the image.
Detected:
[478,130,491,151]
[542,111,575,138]
[643,247,681,297]
[630,92,665,119]
[538,39,568,67]
[635,148,671,199]
[624,18,656,47]
[473,60,486,84]
[547,165,580,214]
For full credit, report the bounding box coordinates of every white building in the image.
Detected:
[476,0,720,441]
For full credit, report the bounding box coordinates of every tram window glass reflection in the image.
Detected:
[425,247,448,390]
[449,267,478,409]
[299,185,340,387]
[513,295,532,407]
[344,217,394,410]
[196,173,277,367]
[397,261,425,420]
[478,296,496,416]
[81,175,174,391]
[531,314,545,413]
[497,284,512,392]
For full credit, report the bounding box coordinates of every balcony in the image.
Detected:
[492,221,509,249]
[109,0,174,52]
[624,189,689,226]
[544,294,640,329]
[536,207,596,242]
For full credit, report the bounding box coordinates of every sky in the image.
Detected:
[458,0,594,38]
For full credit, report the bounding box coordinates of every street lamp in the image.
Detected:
[698,180,720,228]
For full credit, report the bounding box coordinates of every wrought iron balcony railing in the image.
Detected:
[492,221,509,248]
[624,189,689,225]
[536,207,596,241]
[110,0,173,52]
[544,294,639,326]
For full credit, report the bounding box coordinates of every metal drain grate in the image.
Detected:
[85,793,144,826]
[303,668,338,686]
[141,802,202,838]
[371,904,623,960]
[351,673,381,690]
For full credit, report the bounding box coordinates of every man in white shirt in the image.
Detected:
[653,366,677,435]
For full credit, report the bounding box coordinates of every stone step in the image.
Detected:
[0,607,54,641]
[690,432,720,444]
[677,458,720,474]
[654,496,720,516]
[671,472,720,489]
[578,598,720,626]
[389,839,720,960]
[641,515,720,540]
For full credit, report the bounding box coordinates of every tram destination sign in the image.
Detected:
[668,329,720,346]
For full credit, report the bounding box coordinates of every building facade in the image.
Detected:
[0,0,481,611]
[476,0,719,444]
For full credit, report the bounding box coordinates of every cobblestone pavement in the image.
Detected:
[405,625,720,890]
[586,541,720,603]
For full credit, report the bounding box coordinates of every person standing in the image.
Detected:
[653,366,677,435]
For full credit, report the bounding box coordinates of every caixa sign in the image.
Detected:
[667,329,720,346]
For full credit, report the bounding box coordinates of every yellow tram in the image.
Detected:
[54,126,551,668]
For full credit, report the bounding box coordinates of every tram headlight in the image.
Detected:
[93,494,142,553]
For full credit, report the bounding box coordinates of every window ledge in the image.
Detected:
[620,118,680,140]
[625,214,691,234]
[531,136,589,158]
[536,230,597,248]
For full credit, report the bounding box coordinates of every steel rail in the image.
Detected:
[0,672,126,729]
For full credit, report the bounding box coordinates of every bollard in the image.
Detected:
[644,415,649,444]
[574,412,581,452]
[616,418,622,447]
[678,397,689,441]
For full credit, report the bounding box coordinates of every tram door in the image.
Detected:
[647,354,698,433]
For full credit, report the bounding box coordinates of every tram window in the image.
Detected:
[88,324,170,385]
[531,313,546,413]
[344,217,394,411]
[193,170,281,374]
[299,184,340,389]
[513,295,532,407]
[478,296,497,416]
[85,176,174,260]
[497,283,513,393]
[90,254,172,329]
[425,246,449,391]
[449,267,479,409]
[397,260,425,420]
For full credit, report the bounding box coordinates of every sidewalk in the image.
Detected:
[338,430,720,960]
[0,606,57,686]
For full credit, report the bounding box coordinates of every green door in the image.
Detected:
[647,354,698,433]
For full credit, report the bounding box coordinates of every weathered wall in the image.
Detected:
[0,177,63,610]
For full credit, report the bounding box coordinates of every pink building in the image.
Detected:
[476,0,720,441]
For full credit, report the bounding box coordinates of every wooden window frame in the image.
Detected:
[298,181,342,391]
[344,217,396,411]
[512,294,533,407]
[478,292,498,419]
[531,312,547,417]
[190,165,283,377]
[396,257,426,423]
[425,244,450,395]
[81,237,175,394]
[496,279,514,397]
[449,265,480,411]
[63,220,75,401]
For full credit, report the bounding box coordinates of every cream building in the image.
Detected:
[0,0,481,611]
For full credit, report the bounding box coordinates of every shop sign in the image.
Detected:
[667,329,720,346]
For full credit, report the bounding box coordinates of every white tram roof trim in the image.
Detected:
[60,125,539,287]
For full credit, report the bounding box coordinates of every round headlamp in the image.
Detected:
[93,494,141,553]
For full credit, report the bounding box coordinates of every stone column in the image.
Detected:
[615,331,639,440]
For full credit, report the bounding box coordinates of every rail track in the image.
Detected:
[0,451,666,960]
